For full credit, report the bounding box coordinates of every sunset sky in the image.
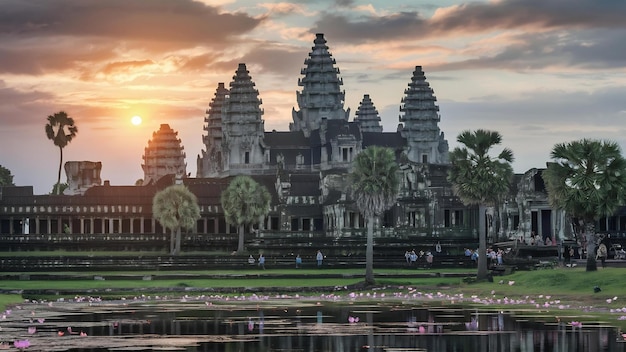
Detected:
[1,0,625,195]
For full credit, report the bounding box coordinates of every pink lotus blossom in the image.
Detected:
[13,340,30,349]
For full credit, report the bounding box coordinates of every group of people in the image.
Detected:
[404,249,434,268]
[520,232,554,246]
[247,250,325,269]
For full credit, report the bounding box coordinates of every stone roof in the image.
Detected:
[264,131,310,147]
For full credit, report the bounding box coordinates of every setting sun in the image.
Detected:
[131,115,142,126]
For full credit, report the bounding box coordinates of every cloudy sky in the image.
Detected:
[1,0,625,194]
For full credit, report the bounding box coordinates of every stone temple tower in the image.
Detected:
[399,66,449,164]
[221,63,266,175]
[354,94,383,133]
[197,82,229,178]
[142,123,187,185]
[290,33,349,137]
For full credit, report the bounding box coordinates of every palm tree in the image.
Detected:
[448,129,514,281]
[350,146,400,285]
[221,176,271,253]
[45,111,78,195]
[0,165,14,186]
[152,184,201,255]
[542,139,626,271]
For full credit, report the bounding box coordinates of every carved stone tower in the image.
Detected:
[354,94,383,133]
[221,63,266,175]
[197,82,229,178]
[291,33,349,137]
[142,124,187,185]
[399,66,449,164]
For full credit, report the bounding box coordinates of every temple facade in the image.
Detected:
[6,33,623,249]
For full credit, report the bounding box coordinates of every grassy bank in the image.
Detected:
[1,267,623,300]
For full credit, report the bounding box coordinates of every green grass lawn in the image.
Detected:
[1,266,623,299]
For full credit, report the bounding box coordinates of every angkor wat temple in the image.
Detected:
[2,34,625,253]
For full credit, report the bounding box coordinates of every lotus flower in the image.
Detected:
[13,340,30,349]
[27,326,36,334]
[570,321,582,328]
[348,316,359,323]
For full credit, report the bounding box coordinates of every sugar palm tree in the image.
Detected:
[542,139,626,271]
[448,129,514,281]
[152,184,201,255]
[221,176,271,253]
[45,111,78,195]
[0,165,14,186]
[350,146,399,285]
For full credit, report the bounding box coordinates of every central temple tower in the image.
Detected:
[290,33,349,137]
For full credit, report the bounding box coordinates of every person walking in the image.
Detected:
[316,250,324,268]
[295,254,302,268]
[258,254,266,269]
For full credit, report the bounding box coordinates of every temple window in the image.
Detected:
[422,154,428,163]
[244,151,250,164]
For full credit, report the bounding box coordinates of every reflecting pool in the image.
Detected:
[1,296,624,351]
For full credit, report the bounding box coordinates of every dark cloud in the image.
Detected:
[0,83,56,126]
[0,39,118,75]
[240,47,305,77]
[0,0,263,76]
[429,30,626,72]
[0,0,262,44]
[312,0,626,43]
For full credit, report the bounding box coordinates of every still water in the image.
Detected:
[1,297,624,351]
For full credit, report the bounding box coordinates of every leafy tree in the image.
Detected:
[448,129,514,280]
[152,184,201,255]
[45,111,78,195]
[542,139,626,271]
[221,176,271,253]
[50,183,68,195]
[350,146,399,285]
[0,165,15,186]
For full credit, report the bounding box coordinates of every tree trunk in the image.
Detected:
[365,216,375,285]
[169,229,175,255]
[56,146,63,195]
[585,225,597,271]
[173,227,182,256]
[477,207,492,280]
[237,224,245,252]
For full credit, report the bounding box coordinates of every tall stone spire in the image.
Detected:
[221,63,266,174]
[142,124,187,185]
[291,33,349,137]
[197,82,229,178]
[399,66,449,164]
[354,94,382,133]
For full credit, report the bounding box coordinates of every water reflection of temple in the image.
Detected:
[1,33,625,252]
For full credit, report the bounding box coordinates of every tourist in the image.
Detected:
[464,248,471,257]
[405,251,411,265]
[425,251,433,268]
[545,236,553,246]
[316,250,324,268]
[258,254,265,269]
[295,254,302,268]
[596,243,608,268]
[435,241,442,255]
[470,249,479,265]
[564,246,572,266]
[248,255,255,265]
[409,250,418,266]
